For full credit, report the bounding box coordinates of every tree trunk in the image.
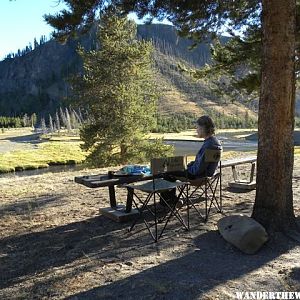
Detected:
[120,143,127,163]
[252,0,297,231]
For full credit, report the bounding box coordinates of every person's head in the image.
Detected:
[196,115,215,139]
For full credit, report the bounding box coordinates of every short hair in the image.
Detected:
[196,115,215,135]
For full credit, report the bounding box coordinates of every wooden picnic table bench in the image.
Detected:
[221,156,257,189]
[74,156,257,221]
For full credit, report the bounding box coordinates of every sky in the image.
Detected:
[0,0,172,60]
[0,0,66,59]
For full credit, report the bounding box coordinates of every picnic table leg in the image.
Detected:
[108,186,117,208]
[108,171,117,208]
[249,162,256,182]
[232,165,238,182]
[125,187,134,213]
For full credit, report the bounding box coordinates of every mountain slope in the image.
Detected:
[0,24,256,119]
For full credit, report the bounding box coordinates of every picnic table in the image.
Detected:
[75,156,257,222]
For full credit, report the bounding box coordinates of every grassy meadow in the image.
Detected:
[0,141,86,173]
[0,129,86,173]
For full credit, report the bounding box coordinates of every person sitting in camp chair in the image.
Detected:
[160,115,222,205]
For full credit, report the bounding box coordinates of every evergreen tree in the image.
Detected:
[33,38,39,49]
[59,107,67,128]
[30,113,37,128]
[70,109,80,128]
[244,111,250,128]
[22,113,29,127]
[65,107,72,131]
[39,35,47,45]
[55,111,61,132]
[49,115,54,133]
[41,117,47,134]
[73,10,172,166]
[54,122,58,132]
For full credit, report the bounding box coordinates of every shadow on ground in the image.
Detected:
[0,195,64,217]
[5,133,42,144]
[65,229,299,300]
[1,213,298,299]
[0,215,125,288]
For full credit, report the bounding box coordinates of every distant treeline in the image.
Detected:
[153,111,258,133]
[0,107,83,132]
[210,110,258,130]
[153,113,196,133]
[0,114,37,128]
[3,35,49,60]
[1,109,260,132]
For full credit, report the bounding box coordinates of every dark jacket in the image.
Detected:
[187,136,222,177]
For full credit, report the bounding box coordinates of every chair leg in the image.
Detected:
[210,176,222,213]
[144,218,158,242]
[205,175,223,220]
[187,184,190,230]
[220,168,223,213]
[129,192,160,242]
[205,182,208,222]
[128,193,152,232]
[174,184,191,231]
[185,185,206,223]
[154,192,158,242]
[185,174,223,224]
[157,187,189,240]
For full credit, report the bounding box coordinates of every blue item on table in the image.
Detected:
[118,165,151,176]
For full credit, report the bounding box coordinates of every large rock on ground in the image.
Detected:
[217,215,268,254]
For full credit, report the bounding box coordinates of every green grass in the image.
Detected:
[0,141,87,173]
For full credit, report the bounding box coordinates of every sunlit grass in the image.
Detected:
[0,141,87,173]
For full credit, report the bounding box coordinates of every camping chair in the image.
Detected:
[124,156,189,242]
[178,149,223,226]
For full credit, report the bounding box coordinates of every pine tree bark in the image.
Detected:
[252,0,297,231]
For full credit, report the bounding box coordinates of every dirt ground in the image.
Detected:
[0,158,299,300]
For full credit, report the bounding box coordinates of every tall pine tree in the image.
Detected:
[73,9,172,166]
